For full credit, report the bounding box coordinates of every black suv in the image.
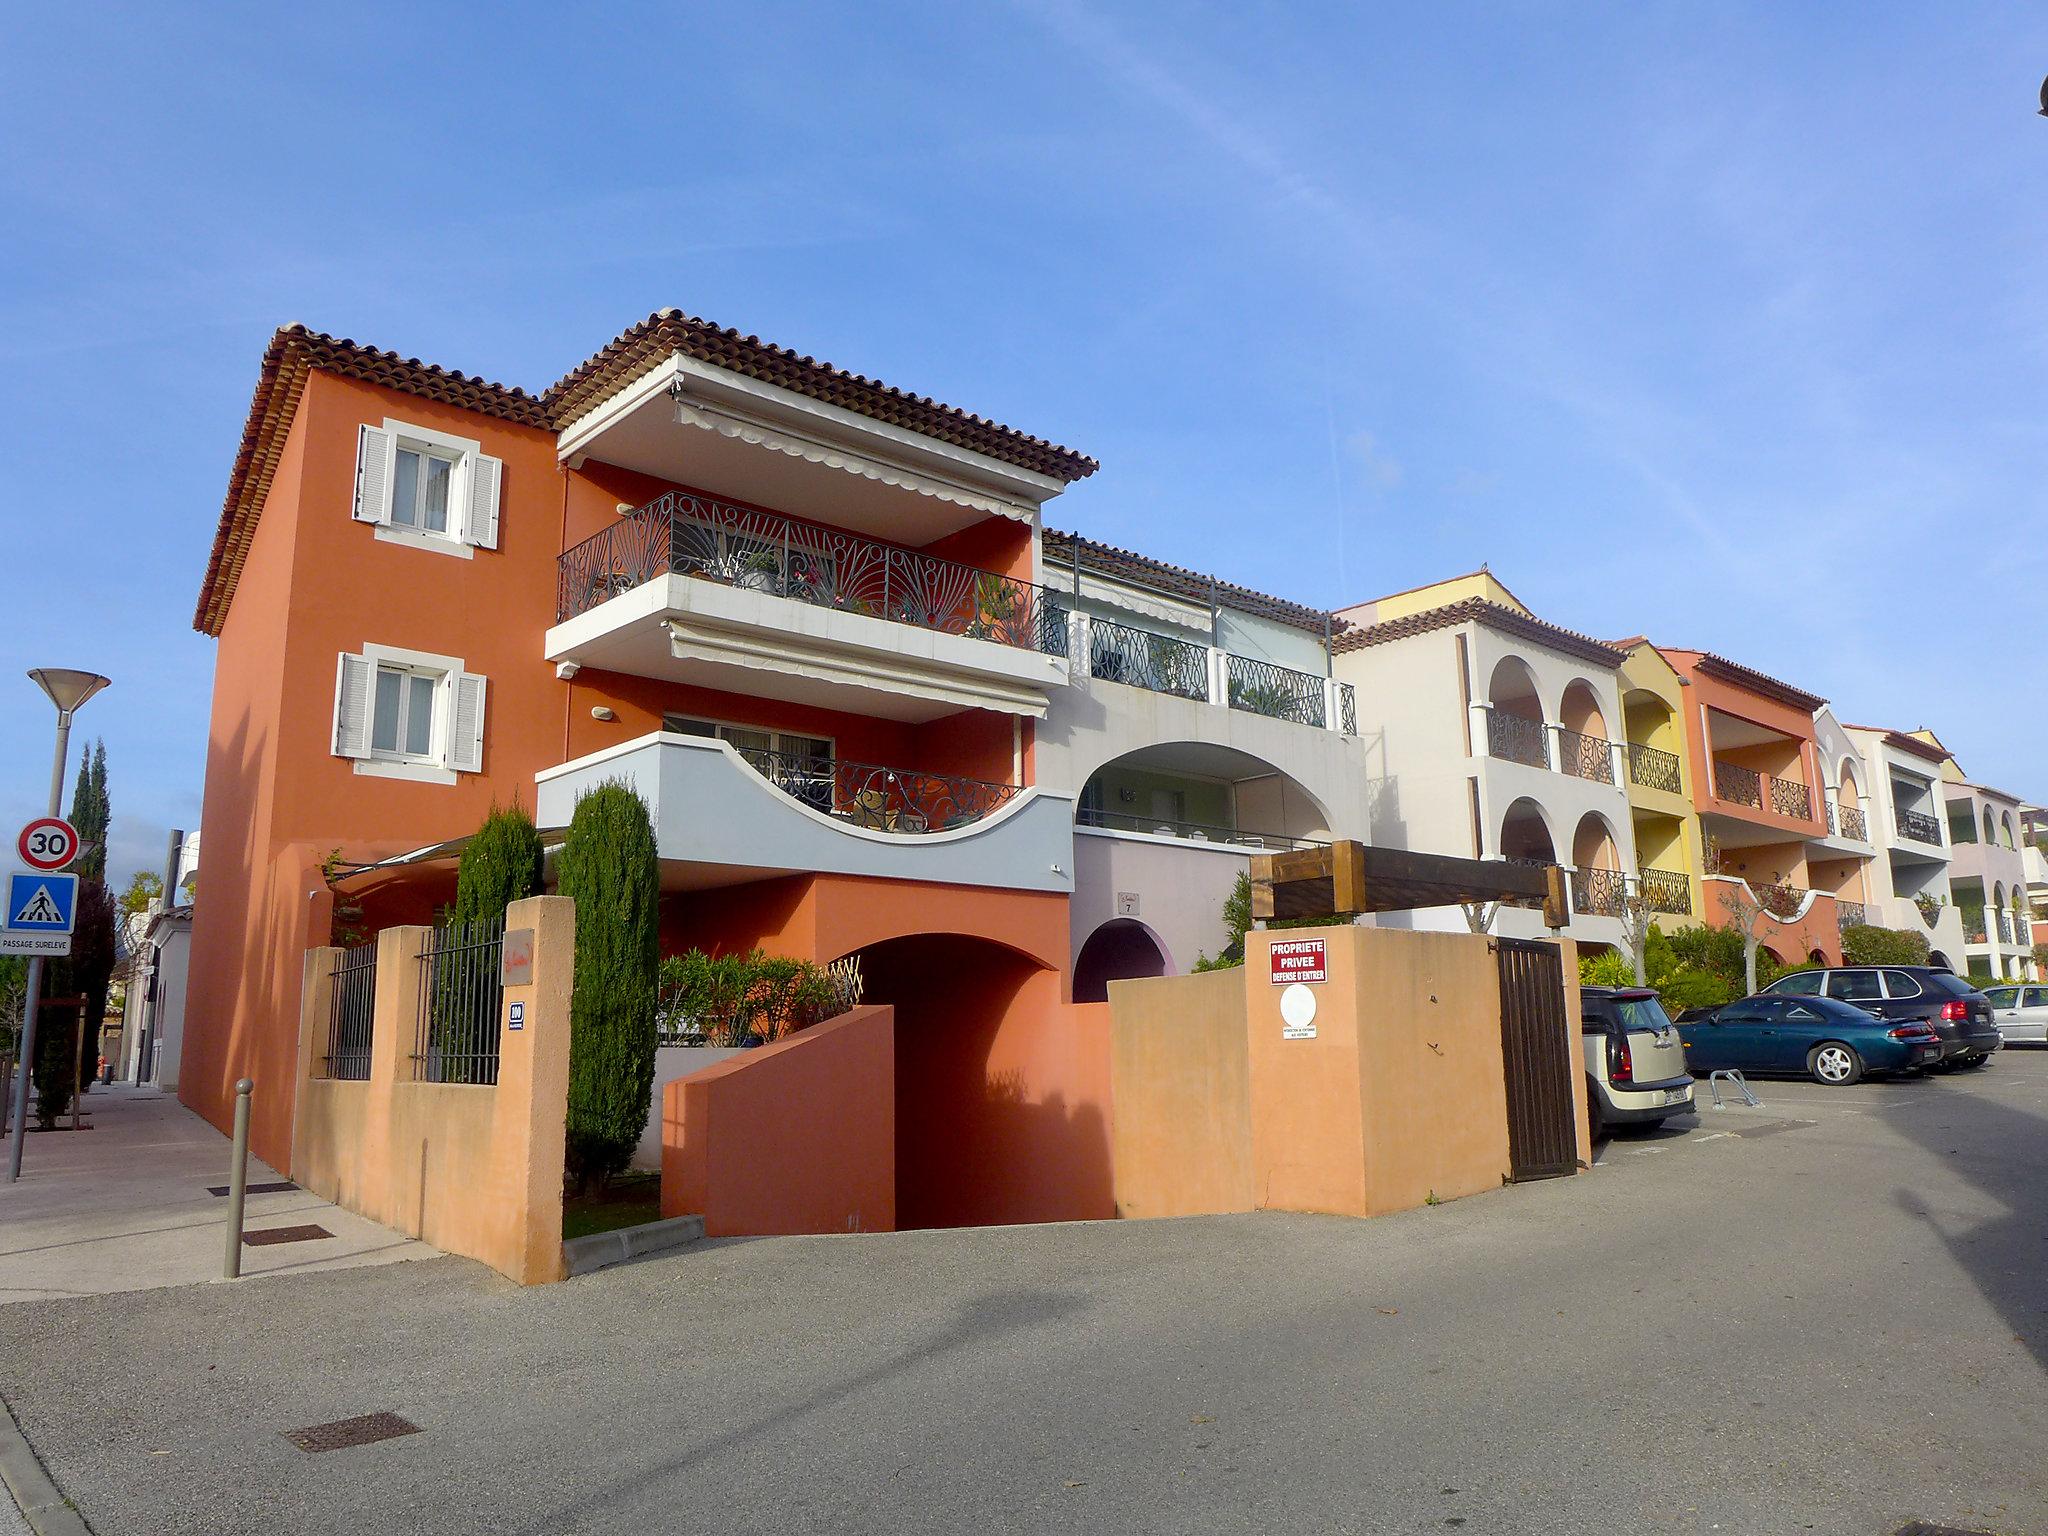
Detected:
[1758,966,2002,1067]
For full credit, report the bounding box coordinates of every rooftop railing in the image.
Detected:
[556,491,1068,656]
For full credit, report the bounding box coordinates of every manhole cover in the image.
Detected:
[283,1412,419,1453]
[243,1224,333,1246]
[208,1181,297,1196]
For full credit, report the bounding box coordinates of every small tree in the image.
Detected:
[449,804,545,928]
[1616,887,1653,984]
[557,782,659,1190]
[1714,879,1769,996]
[119,871,162,920]
[1459,901,1497,935]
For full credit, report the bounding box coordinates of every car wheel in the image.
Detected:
[1585,1082,1607,1141]
[1808,1042,1863,1086]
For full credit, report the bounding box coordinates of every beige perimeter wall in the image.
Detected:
[291,895,573,1285]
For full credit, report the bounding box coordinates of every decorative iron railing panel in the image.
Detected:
[737,746,1019,835]
[323,940,378,1081]
[1627,742,1681,794]
[1713,761,1763,807]
[555,491,1065,655]
[1571,866,1627,917]
[414,919,505,1086]
[1838,805,1866,841]
[1086,616,1209,701]
[1896,807,1941,845]
[1836,899,1867,930]
[1767,775,1813,821]
[1487,709,1547,769]
[1824,800,1836,834]
[1225,654,1326,727]
[1755,883,1806,921]
[1638,867,1691,915]
[1075,806,1325,851]
[1338,681,1357,736]
[1997,911,2013,943]
[1556,728,1614,784]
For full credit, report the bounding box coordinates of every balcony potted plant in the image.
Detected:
[1914,892,1944,926]
[738,549,783,595]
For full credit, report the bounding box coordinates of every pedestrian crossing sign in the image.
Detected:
[5,871,77,933]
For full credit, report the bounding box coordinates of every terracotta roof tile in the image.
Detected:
[1671,650,1827,713]
[1842,724,1954,765]
[1042,529,1338,635]
[545,309,1098,483]
[1331,598,1625,668]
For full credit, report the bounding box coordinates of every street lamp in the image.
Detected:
[6,667,110,1182]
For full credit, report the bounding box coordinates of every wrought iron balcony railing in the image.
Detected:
[735,747,1019,835]
[1637,866,1691,915]
[1486,709,1548,769]
[1896,806,1942,845]
[1996,911,2013,943]
[1627,741,1682,794]
[1087,615,1209,700]
[1338,681,1357,736]
[1823,800,1835,834]
[1075,806,1325,851]
[1713,760,1763,807]
[1836,899,1867,930]
[1556,728,1615,784]
[1226,653,1326,728]
[555,491,1068,656]
[1767,775,1813,821]
[1838,804,1867,841]
[1571,866,1627,917]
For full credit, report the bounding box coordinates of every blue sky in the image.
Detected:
[4,2,2045,888]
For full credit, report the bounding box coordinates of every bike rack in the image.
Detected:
[1707,1069,1760,1109]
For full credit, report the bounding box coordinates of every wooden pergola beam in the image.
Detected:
[1250,841,1567,927]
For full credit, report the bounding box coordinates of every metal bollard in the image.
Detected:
[223,1079,254,1280]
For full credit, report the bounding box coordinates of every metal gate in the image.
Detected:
[1494,937,1579,1181]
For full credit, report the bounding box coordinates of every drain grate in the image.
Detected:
[283,1412,420,1453]
[208,1180,298,1196]
[243,1224,332,1246]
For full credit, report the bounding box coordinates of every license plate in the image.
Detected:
[1663,1087,1689,1104]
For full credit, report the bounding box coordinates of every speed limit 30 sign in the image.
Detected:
[17,817,80,872]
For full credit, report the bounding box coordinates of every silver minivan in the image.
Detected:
[1581,986,1694,1136]
[1981,983,2048,1045]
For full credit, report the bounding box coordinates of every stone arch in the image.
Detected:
[1498,796,1558,864]
[1557,678,1608,740]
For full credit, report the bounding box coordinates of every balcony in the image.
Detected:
[1714,760,1762,807]
[534,732,1074,894]
[1487,710,1548,769]
[1755,882,1807,920]
[1767,777,1813,820]
[1076,613,1355,734]
[1838,804,1867,841]
[1075,805,1323,852]
[1556,728,1615,785]
[1836,899,1868,930]
[1997,910,2013,944]
[1571,866,1627,917]
[1627,742,1682,795]
[1896,807,1942,846]
[547,492,1070,721]
[1637,866,1691,915]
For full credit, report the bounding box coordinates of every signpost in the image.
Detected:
[16,817,78,872]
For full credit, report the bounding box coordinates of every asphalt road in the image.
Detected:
[3,1054,2047,1535]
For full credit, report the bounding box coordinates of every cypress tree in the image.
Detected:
[556,781,659,1189]
[450,803,545,926]
[69,740,110,884]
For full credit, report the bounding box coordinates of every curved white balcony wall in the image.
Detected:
[534,732,1075,894]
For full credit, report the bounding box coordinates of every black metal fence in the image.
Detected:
[1637,866,1692,915]
[1627,742,1682,794]
[1225,653,1326,727]
[1556,728,1614,784]
[413,919,506,1086]
[324,940,378,1081]
[1087,616,1209,700]
[737,747,1019,834]
[1487,709,1547,768]
[1074,805,1325,851]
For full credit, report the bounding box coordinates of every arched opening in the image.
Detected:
[1485,656,1547,768]
[1498,797,1557,865]
[1758,945,1785,970]
[1557,680,1608,740]
[1984,807,1997,845]
[1076,742,1333,848]
[845,932,1110,1231]
[1569,811,1623,915]
[1556,681,1613,781]
[1807,948,1827,965]
[2002,813,2017,849]
[1622,689,1682,793]
[1072,919,1168,1003]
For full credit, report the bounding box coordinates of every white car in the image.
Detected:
[1981,984,2048,1045]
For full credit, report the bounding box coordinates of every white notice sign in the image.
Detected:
[1280,982,1318,1040]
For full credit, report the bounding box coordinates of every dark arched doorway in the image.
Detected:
[846,932,1112,1231]
[1072,919,1168,1003]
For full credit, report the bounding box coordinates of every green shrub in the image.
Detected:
[1840,924,1930,967]
[1578,950,1637,988]
[450,803,544,927]
[557,781,660,1190]
[656,949,854,1046]
[1656,968,1733,1014]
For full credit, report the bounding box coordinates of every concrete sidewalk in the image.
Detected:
[0,1085,434,1305]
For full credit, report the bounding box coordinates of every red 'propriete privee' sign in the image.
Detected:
[1269,937,1327,984]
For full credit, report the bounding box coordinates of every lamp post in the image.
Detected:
[6,668,110,1183]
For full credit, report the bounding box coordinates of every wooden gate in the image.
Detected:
[1493,937,1579,1181]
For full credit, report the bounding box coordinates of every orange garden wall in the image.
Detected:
[662,1005,896,1236]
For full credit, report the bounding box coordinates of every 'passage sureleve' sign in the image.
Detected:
[1269,937,1327,984]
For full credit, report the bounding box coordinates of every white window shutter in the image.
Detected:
[467,453,502,548]
[353,426,394,523]
[332,653,373,758]
[447,672,487,773]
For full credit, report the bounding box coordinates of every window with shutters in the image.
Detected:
[333,644,486,785]
[352,418,502,558]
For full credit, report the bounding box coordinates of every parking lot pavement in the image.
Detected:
[3,1056,2047,1535]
